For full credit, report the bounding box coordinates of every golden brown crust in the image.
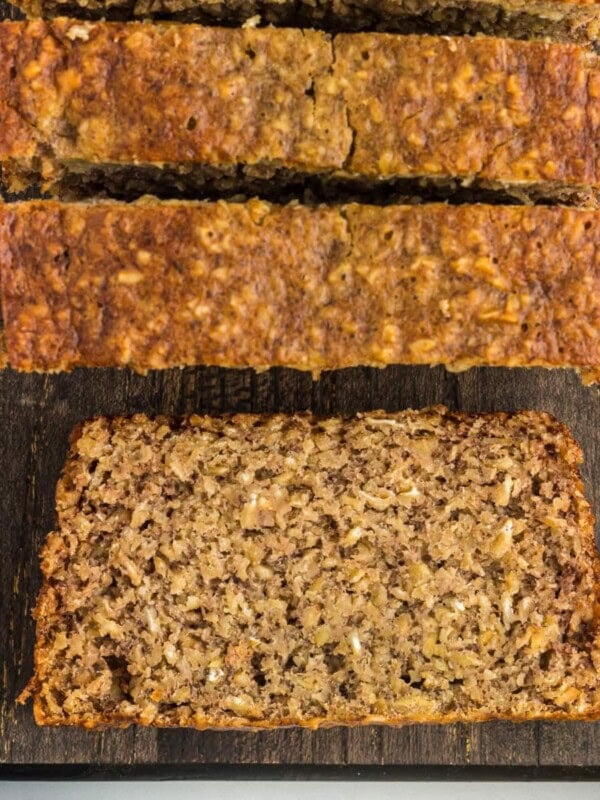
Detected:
[0,21,599,193]
[1,199,599,377]
[21,408,600,729]
[0,19,348,191]
[0,331,9,370]
[338,34,600,190]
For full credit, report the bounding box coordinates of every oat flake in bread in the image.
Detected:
[21,408,600,729]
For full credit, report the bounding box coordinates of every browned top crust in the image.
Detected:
[0,20,349,187]
[0,199,598,375]
[21,408,600,729]
[337,33,600,188]
[1,20,599,192]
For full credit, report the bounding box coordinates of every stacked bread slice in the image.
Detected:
[1,21,599,204]
[1,199,598,377]
[9,0,600,41]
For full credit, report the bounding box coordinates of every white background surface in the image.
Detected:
[0,782,598,799]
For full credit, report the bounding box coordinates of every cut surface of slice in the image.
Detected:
[22,408,600,728]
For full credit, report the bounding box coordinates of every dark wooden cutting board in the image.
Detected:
[1,365,599,778]
[1,0,600,780]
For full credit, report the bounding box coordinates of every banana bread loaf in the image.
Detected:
[10,0,600,43]
[21,408,600,728]
[1,20,599,202]
[1,199,598,379]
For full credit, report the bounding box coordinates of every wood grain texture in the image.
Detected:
[0,365,598,772]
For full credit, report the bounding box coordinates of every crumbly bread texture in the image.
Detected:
[1,20,600,202]
[21,408,600,729]
[10,0,600,43]
[0,199,599,378]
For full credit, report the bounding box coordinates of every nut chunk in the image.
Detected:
[21,408,600,729]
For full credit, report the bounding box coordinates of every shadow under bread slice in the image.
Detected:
[0,199,598,381]
[1,20,600,205]
[20,408,600,728]
[10,0,600,44]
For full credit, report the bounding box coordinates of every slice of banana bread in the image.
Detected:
[11,0,600,44]
[21,408,600,728]
[1,20,599,203]
[1,199,599,379]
